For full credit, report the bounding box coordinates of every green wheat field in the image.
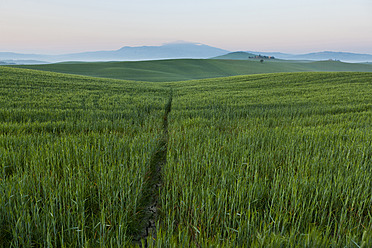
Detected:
[1,65,372,247]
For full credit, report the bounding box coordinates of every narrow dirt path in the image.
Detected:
[133,92,172,247]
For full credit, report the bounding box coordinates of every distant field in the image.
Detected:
[1,67,372,247]
[10,58,372,82]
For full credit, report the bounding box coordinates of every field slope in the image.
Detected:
[0,66,168,247]
[159,72,372,246]
[1,66,372,247]
[10,58,372,82]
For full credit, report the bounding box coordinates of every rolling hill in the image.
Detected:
[10,59,372,82]
[213,51,258,60]
[1,66,372,246]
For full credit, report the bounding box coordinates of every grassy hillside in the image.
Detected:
[1,67,372,246]
[213,51,258,60]
[10,59,372,82]
[0,67,168,247]
[160,72,372,246]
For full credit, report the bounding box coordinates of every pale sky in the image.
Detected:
[1,0,371,54]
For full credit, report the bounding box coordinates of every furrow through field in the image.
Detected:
[133,91,172,247]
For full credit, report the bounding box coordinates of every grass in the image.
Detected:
[0,67,168,247]
[213,52,258,60]
[9,59,372,82]
[1,66,372,247]
[156,72,372,246]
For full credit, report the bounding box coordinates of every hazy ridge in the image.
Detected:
[1,42,372,63]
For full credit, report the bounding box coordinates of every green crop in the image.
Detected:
[0,67,168,247]
[10,59,372,82]
[1,67,372,247]
[157,72,372,247]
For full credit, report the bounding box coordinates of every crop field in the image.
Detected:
[11,59,372,82]
[1,66,372,247]
[0,67,168,247]
[159,72,372,247]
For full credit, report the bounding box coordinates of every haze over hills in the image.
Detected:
[0,41,229,63]
[0,59,48,65]
[215,51,372,63]
[246,51,372,62]
[292,51,372,62]
[1,42,372,63]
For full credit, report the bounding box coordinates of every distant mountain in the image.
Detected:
[247,51,372,62]
[114,41,229,60]
[0,42,229,63]
[0,52,50,62]
[291,51,372,62]
[0,59,48,65]
[2,44,371,63]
